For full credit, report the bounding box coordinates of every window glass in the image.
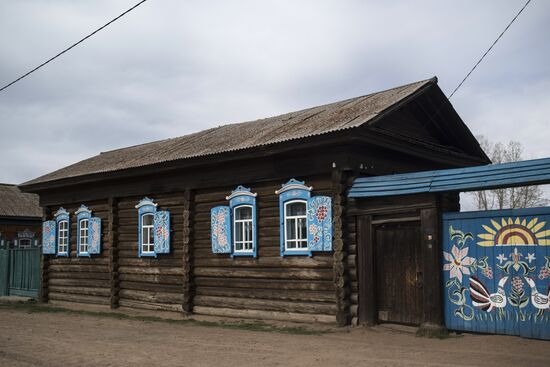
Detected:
[141,213,154,253]
[288,202,306,216]
[58,220,69,254]
[19,239,31,248]
[79,219,89,253]
[234,206,253,253]
[284,201,307,250]
[143,214,154,226]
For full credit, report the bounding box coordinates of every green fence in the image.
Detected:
[0,247,40,298]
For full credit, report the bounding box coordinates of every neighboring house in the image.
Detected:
[20,77,490,326]
[0,184,42,249]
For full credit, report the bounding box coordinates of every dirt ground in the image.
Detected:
[0,307,548,367]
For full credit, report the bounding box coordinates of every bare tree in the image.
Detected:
[472,136,548,210]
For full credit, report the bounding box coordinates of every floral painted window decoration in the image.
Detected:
[275,179,333,256]
[211,186,257,257]
[135,198,171,257]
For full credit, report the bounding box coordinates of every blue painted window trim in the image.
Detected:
[75,205,92,257]
[54,207,70,257]
[136,198,158,258]
[276,179,312,257]
[227,186,257,258]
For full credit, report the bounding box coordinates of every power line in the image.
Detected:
[420,0,532,133]
[448,0,532,99]
[0,0,148,93]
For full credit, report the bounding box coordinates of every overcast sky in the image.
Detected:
[1,0,549,206]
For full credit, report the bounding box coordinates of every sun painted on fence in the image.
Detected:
[477,217,550,246]
[442,209,550,340]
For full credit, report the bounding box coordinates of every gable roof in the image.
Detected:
[22,77,482,188]
[0,184,42,218]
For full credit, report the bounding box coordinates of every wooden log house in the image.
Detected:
[0,184,42,249]
[20,77,490,326]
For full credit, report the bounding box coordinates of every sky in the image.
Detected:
[1,1,549,210]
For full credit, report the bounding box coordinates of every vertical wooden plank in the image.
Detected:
[182,188,194,313]
[357,215,376,325]
[39,207,51,303]
[0,249,9,296]
[108,197,120,309]
[420,206,443,327]
[332,168,351,326]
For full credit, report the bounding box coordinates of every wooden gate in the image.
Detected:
[375,222,423,324]
[0,247,40,298]
[442,207,550,340]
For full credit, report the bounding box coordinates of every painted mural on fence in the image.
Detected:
[442,211,550,340]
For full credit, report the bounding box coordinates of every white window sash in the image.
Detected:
[79,219,89,254]
[233,205,253,253]
[58,220,69,254]
[141,214,155,254]
[284,200,308,251]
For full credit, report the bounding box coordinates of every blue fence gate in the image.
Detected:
[0,247,40,298]
[442,207,550,340]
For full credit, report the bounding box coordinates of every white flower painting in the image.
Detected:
[443,245,475,283]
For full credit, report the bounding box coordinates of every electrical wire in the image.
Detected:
[448,0,532,99]
[419,0,533,134]
[0,0,148,93]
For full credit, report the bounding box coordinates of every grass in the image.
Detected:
[0,301,324,335]
[415,325,462,339]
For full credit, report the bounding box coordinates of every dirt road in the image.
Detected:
[0,307,548,367]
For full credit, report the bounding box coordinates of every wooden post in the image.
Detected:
[357,215,377,325]
[39,207,51,303]
[182,189,194,314]
[420,206,444,329]
[332,168,351,326]
[108,197,120,309]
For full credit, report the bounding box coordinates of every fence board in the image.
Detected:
[0,250,9,296]
[442,207,550,340]
[0,248,40,298]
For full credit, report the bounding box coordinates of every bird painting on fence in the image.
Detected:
[470,276,508,312]
[525,277,550,316]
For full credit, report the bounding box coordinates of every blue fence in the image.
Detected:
[442,207,550,340]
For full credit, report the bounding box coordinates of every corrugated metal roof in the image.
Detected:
[0,184,42,217]
[348,157,550,198]
[22,78,435,187]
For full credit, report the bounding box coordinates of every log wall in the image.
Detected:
[46,200,111,306]
[42,174,347,323]
[116,193,185,312]
[192,175,337,323]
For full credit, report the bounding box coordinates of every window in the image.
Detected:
[18,238,31,248]
[276,179,312,256]
[16,229,35,248]
[211,185,257,257]
[234,205,253,253]
[79,219,89,254]
[284,200,308,250]
[54,207,70,256]
[135,197,171,257]
[58,220,69,254]
[75,205,102,256]
[276,178,333,256]
[141,213,155,255]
